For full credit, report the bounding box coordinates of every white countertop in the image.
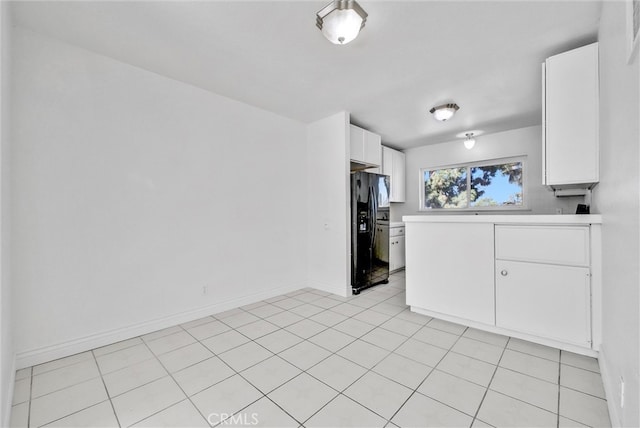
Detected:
[402,214,602,225]
[390,222,404,228]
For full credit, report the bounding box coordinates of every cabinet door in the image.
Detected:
[406,223,495,325]
[389,236,399,271]
[544,43,599,185]
[392,151,406,202]
[389,238,397,271]
[350,125,364,163]
[496,260,591,347]
[382,147,395,200]
[363,129,382,166]
[389,227,404,271]
[382,146,393,177]
[393,235,405,269]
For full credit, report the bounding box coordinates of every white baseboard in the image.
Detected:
[307,278,348,298]
[2,355,16,428]
[598,346,620,427]
[15,282,305,369]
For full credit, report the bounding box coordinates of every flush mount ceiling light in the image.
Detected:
[429,103,460,121]
[316,0,368,45]
[464,132,476,150]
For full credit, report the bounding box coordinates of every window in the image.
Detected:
[420,157,525,211]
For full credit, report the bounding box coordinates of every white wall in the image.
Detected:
[393,125,579,221]
[591,1,640,426]
[0,2,13,426]
[306,112,351,297]
[11,27,308,367]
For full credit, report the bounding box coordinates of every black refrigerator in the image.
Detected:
[351,171,391,295]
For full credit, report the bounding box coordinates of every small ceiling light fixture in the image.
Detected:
[464,132,476,150]
[429,103,460,121]
[316,0,368,45]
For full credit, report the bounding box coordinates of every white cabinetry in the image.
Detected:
[403,216,601,354]
[350,125,381,167]
[496,261,591,347]
[405,222,495,325]
[389,225,405,272]
[543,43,599,187]
[382,147,406,202]
[495,225,592,347]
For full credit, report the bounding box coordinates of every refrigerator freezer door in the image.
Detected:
[351,172,390,294]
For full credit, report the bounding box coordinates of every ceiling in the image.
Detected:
[11,1,602,149]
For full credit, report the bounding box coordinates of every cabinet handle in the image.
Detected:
[500,270,508,276]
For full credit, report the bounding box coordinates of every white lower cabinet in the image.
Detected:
[403,216,601,354]
[495,260,591,347]
[406,222,495,325]
[389,234,405,272]
[494,224,593,349]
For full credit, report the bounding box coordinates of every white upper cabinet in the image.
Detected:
[392,150,406,202]
[543,42,599,188]
[381,146,406,202]
[350,125,381,167]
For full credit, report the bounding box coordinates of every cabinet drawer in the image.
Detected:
[495,225,589,266]
[390,226,405,237]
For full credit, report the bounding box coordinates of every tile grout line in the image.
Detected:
[470,335,511,427]
[132,330,230,428]
[386,324,472,425]
[557,352,562,428]
[27,367,33,428]
[32,355,121,427]
[91,349,122,428]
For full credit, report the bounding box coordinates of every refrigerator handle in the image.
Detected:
[370,185,378,247]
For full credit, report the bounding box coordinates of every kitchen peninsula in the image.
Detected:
[403,215,602,356]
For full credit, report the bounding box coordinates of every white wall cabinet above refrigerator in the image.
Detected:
[350,125,381,168]
[542,42,599,189]
[382,146,406,202]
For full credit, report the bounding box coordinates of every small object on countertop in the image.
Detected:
[576,204,590,214]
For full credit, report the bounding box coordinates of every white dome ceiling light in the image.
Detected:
[464,132,476,150]
[316,0,368,45]
[429,103,460,121]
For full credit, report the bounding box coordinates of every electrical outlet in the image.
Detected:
[556,208,563,215]
[620,377,625,408]
[202,286,208,295]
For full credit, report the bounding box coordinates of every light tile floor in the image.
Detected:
[10,272,611,427]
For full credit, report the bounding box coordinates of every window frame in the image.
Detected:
[418,156,528,212]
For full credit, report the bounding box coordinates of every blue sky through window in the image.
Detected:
[471,163,522,206]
